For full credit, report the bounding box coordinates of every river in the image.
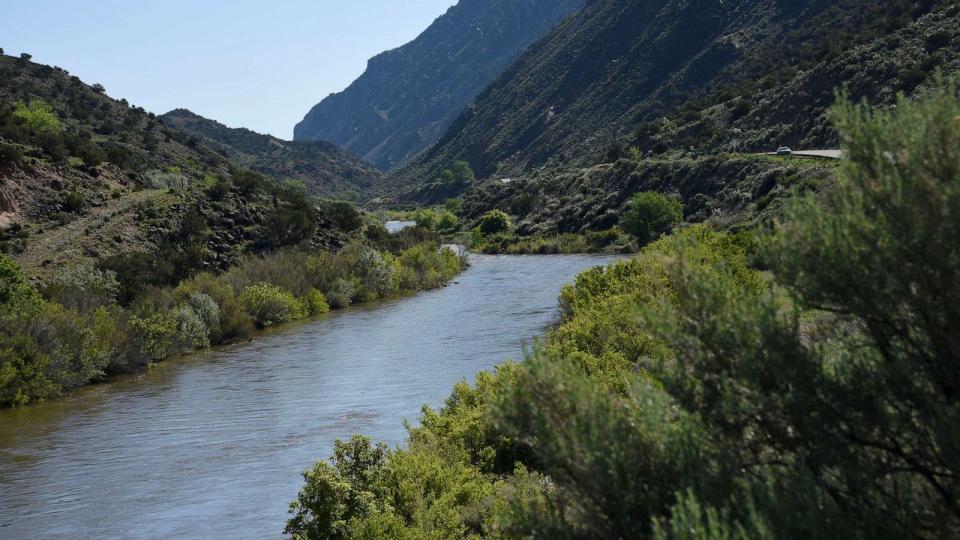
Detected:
[0,253,620,539]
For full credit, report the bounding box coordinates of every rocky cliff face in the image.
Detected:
[293,0,585,171]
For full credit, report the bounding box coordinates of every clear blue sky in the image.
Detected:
[0,0,457,138]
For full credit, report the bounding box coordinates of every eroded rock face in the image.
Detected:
[294,0,586,171]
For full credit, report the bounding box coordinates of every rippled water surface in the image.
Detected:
[0,254,619,539]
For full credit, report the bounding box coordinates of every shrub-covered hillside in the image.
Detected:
[457,154,836,236]
[386,0,959,202]
[285,75,960,540]
[160,109,382,201]
[0,53,362,277]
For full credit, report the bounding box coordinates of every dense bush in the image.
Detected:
[477,209,512,235]
[414,207,459,231]
[0,235,463,406]
[0,141,21,166]
[239,283,305,327]
[42,262,118,312]
[14,100,63,133]
[287,78,960,538]
[619,191,683,245]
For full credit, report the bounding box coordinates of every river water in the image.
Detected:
[0,253,619,539]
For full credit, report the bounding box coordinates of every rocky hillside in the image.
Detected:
[0,54,358,280]
[387,0,958,202]
[293,0,585,170]
[160,109,381,201]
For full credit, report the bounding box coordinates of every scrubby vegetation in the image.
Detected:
[285,75,960,539]
[0,236,463,407]
[471,229,627,255]
[159,109,381,201]
[619,191,683,246]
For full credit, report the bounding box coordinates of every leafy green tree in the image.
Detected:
[444,198,462,213]
[450,160,475,184]
[414,208,438,230]
[13,100,63,133]
[437,161,476,185]
[286,436,389,540]
[619,191,683,245]
[262,185,317,248]
[478,209,511,235]
[327,201,362,232]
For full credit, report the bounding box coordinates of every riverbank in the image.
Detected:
[0,238,465,407]
[471,232,633,255]
[0,252,619,539]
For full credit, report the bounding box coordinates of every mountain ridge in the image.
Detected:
[160,108,381,201]
[294,0,586,170]
[384,0,957,202]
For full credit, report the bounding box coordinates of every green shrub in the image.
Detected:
[587,227,621,251]
[176,273,253,342]
[261,184,317,248]
[0,253,41,313]
[239,283,305,327]
[14,100,63,133]
[286,436,390,539]
[301,288,329,316]
[437,160,476,185]
[129,312,177,363]
[477,209,512,235]
[327,201,362,232]
[173,306,210,351]
[43,262,119,312]
[0,142,21,166]
[619,191,683,245]
[187,292,220,343]
[0,336,57,407]
[325,278,356,309]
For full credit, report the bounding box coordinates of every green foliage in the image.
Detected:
[0,141,21,166]
[414,208,459,232]
[186,292,221,343]
[260,183,318,249]
[173,306,211,351]
[293,83,960,538]
[301,288,330,317]
[286,436,390,539]
[1,231,460,406]
[0,337,56,407]
[437,160,476,186]
[327,201,363,233]
[475,233,589,255]
[176,273,253,343]
[239,283,305,327]
[325,278,356,309]
[14,100,63,133]
[619,191,683,245]
[444,198,463,213]
[42,262,119,313]
[477,209,511,235]
[0,253,40,313]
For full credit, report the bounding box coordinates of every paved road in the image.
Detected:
[766,149,842,159]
